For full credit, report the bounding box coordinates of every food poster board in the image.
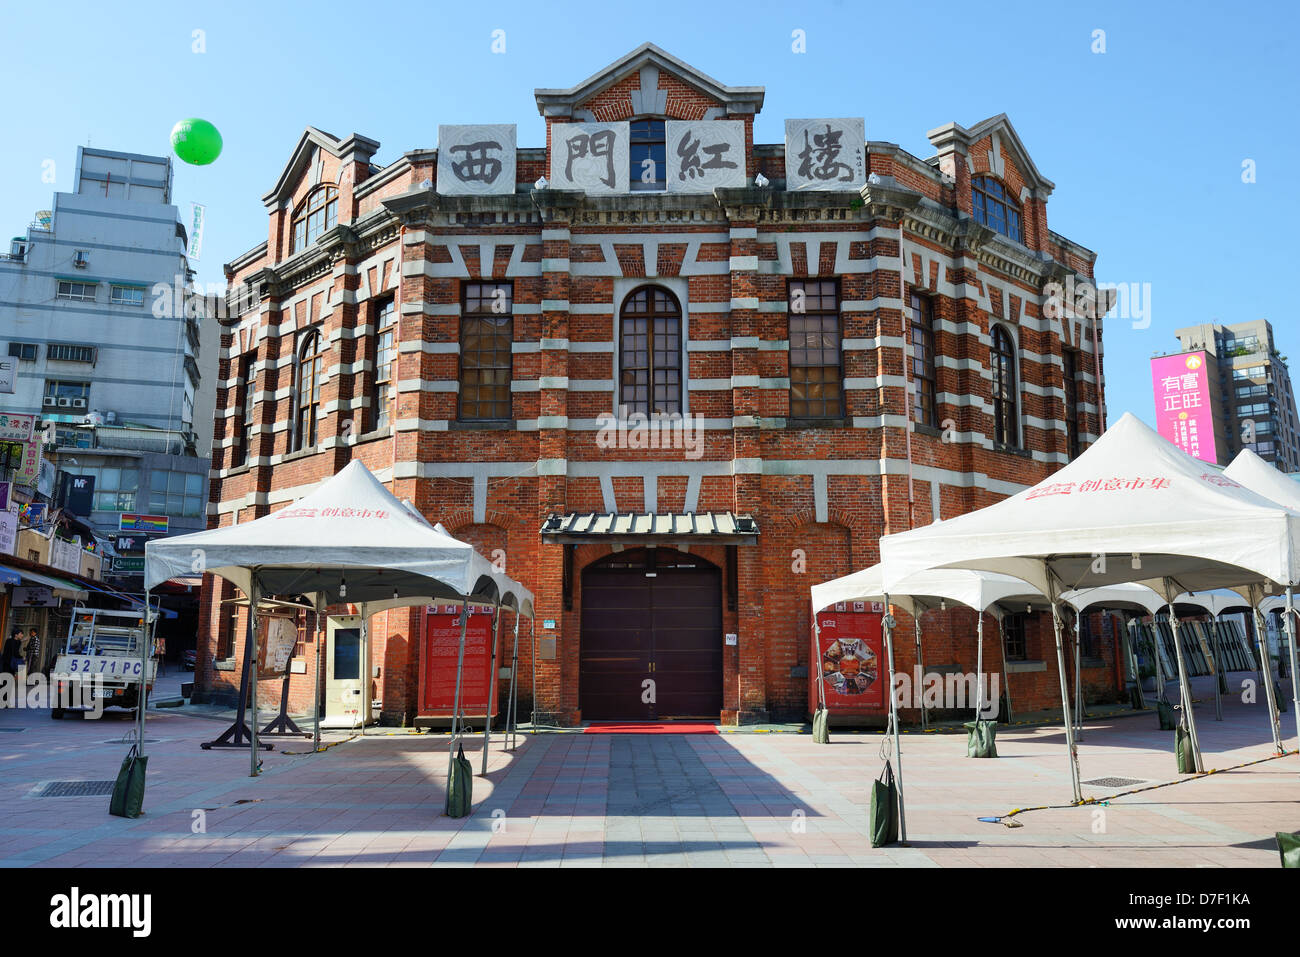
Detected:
[809,602,886,716]
[419,604,499,717]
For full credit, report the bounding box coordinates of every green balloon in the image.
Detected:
[170,118,223,166]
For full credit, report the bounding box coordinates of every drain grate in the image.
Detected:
[1082,776,1146,788]
[37,780,116,798]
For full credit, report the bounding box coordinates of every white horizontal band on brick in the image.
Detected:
[327,359,372,378]
[541,228,569,240]
[398,378,459,393]
[395,418,448,432]
[399,341,460,354]
[730,297,759,310]
[730,227,758,239]
[937,392,994,413]
[729,256,758,271]
[843,335,906,352]
[845,375,907,390]
[541,259,570,271]
[1022,382,1065,400]
[541,299,569,311]
[757,301,787,314]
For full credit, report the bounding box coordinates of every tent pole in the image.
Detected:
[249,574,261,778]
[137,588,152,756]
[445,599,470,807]
[505,614,521,751]
[357,603,368,735]
[1152,612,1164,704]
[883,593,907,844]
[1285,587,1300,746]
[997,614,1012,722]
[1250,597,1284,753]
[482,605,502,775]
[530,616,537,735]
[975,613,984,718]
[1164,584,1203,773]
[1073,611,1084,740]
[913,617,926,730]
[812,614,827,712]
[313,592,323,752]
[1051,600,1082,803]
[1211,612,1223,722]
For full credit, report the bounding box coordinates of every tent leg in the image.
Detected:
[1212,613,1223,722]
[530,616,537,735]
[138,588,152,755]
[249,576,261,778]
[505,615,521,751]
[913,618,926,731]
[1073,612,1084,740]
[313,593,323,752]
[1165,597,1204,774]
[883,595,907,844]
[1286,588,1300,747]
[997,616,1012,722]
[975,614,984,718]
[1251,602,1284,753]
[1051,601,1082,804]
[445,601,470,810]
[482,607,502,775]
[1153,613,1164,703]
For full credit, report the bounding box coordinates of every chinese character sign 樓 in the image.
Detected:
[665,120,746,193]
[437,124,517,196]
[1149,351,1218,464]
[784,118,866,191]
[549,122,630,194]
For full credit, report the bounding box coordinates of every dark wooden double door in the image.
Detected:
[580,550,723,721]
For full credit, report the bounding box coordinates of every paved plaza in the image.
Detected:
[0,673,1295,868]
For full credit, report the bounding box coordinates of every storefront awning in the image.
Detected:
[541,511,758,546]
[7,566,89,600]
[0,567,20,587]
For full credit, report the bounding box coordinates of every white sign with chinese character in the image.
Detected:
[784,118,866,191]
[665,120,747,193]
[0,509,15,556]
[437,124,517,196]
[549,122,629,194]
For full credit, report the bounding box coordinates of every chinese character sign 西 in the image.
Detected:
[437,124,517,196]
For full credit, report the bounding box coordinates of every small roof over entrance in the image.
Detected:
[541,511,758,546]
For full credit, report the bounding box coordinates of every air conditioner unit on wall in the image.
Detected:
[42,396,58,408]
[57,397,72,407]
[70,397,87,409]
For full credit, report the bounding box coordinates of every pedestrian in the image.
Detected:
[26,628,42,680]
[153,633,166,677]
[1,627,19,676]
[11,629,27,687]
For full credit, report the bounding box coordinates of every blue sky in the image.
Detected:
[2,0,1296,430]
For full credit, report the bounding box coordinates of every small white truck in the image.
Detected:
[50,608,157,718]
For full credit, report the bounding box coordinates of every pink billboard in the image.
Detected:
[1151,351,1217,463]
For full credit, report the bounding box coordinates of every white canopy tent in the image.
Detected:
[880,412,1300,800]
[144,460,534,788]
[811,565,1043,842]
[1223,448,1300,734]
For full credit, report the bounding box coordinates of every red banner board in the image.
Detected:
[808,602,886,717]
[419,605,500,717]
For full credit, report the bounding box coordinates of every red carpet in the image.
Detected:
[583,722,718,735]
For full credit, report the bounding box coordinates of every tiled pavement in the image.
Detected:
[0,674,1295,867]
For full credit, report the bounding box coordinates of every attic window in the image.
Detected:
[971,175,1023,244]
[291,185,338,253]
[630,120,666,191]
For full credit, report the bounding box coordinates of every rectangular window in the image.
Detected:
[56,280,96,301]
[45,380,90,401]
[149,470,204,517]
[458,282,513,421]
[372,298,397,432]
[909,292,937,428]
[109,285,145,306]
[7,342,37,361]
[233,354,253,467]
[629,120,666,192]
[47,344,96,363]
[1062,349,1080,458]
[788,279,843,419]
[1003,613,1028,661]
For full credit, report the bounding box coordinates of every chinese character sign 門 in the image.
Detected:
[437,125,517,196]
[664,120,746,193]
[549,122,630,194]
[1150,352,1218,463]
[784,118,866,191]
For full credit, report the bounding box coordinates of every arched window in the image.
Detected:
[291,185,338,253]
[991,325,1019,447]
[909,292,937,428]
[971,176,1023,244]
[619,285,682,415]
[294,330,325,451]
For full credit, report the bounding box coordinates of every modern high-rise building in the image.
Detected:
[1172,320,1300,471]
[0,146,218,583]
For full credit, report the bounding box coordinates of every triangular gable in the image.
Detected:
[262,127,380,210]
[927,113,1055,197]
[534,42,764,119]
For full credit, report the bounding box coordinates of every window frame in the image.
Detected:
[47,344,96,364]
[372,297,398,432]
[909,292,938,429]
[787,279,844,420]
[971,175,1024,245]
[1003,612,1029,661]
[629,119,667,192]
[1062,348,1080,458]
[232,353,254,468]
[458,282,514,422]
[109,284,146,306]
[618,284,683,416]
[291,185,339,254]
[56,280,96,302]
[991,324,1020,448]
[293,330,325,452]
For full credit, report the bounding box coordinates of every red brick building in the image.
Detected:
[198,43,1116,726]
